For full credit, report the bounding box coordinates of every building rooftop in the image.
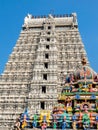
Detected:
[23,13,78,28]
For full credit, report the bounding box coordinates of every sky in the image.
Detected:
[0,0,98,74]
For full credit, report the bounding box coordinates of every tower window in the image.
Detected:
[43,74,47,80]
[45,53,49,59]
[42,86,46,93]
[47,38,50,41]
[46,45,49,49]
[44,63,48,69]
[40,102,45,109]
[48,26,51,29]
[47,32,50,35]
[41,26,44,30]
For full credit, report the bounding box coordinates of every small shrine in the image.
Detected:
[52,58,98,130]
[14,58,98,130]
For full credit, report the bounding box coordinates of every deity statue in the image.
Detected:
[41,121,47,130]
[53,121,57,129]
[72,121,77,130]
[21,114,28,129]
[14,118,20,130]
[20,108,30,129]
[32,114,38,128]
[82,104,90,130]
[32,120,37,129]
[62,116,67,130]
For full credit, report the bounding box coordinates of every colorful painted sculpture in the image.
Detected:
[38,110,51,127]
[53,58,98,129]
[32,120,37,129]
[61,117,67,130]
[52,104,70,128]
[32,114,38,129]
[41,121,47,130]
[53,121,57,129]
[14,118,20,130]
[15,58,98,129]
[20,108,30,128]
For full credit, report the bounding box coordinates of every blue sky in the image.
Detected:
[0,0,98,74]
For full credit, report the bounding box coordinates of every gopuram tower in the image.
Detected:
[0,13,88,127]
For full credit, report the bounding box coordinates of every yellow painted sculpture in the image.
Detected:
[39,110,51,126]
